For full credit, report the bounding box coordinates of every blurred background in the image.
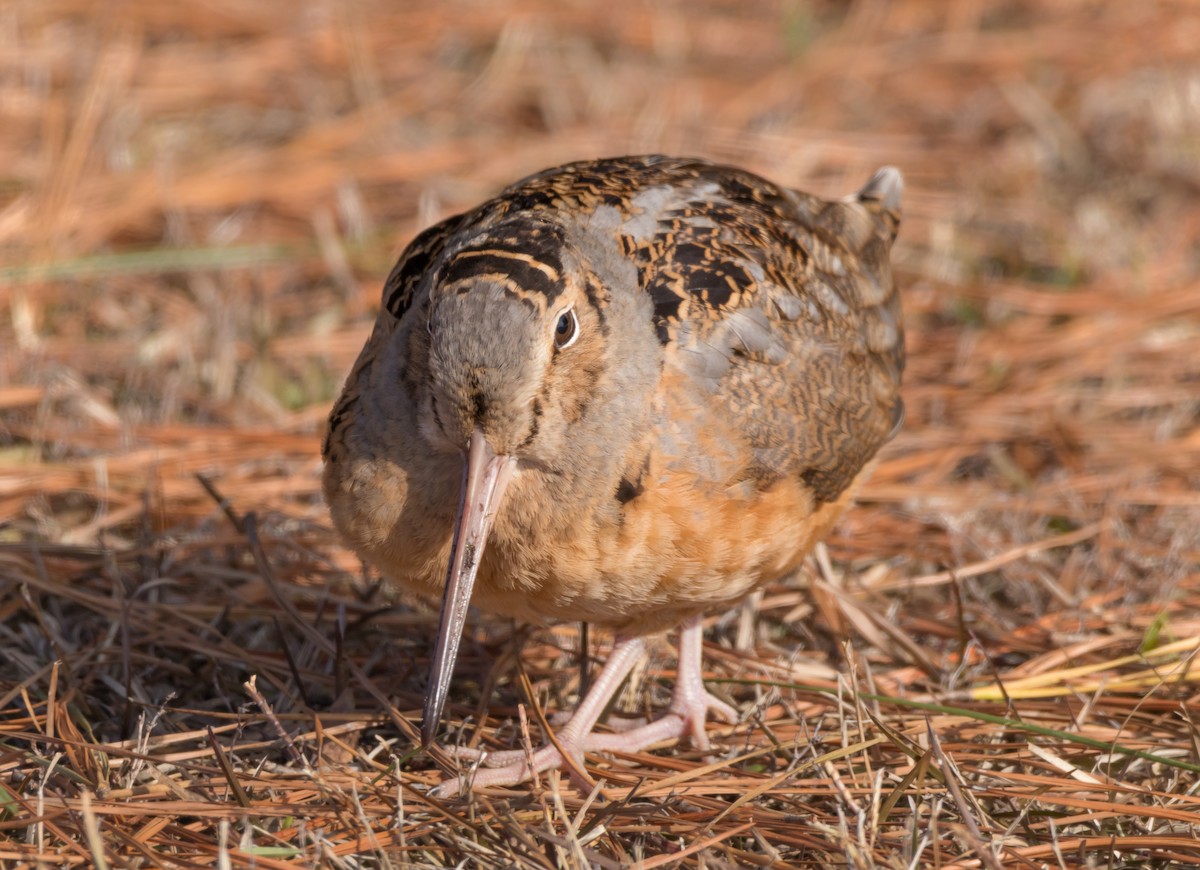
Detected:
[2,0,1197,553]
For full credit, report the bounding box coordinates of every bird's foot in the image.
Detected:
[549,709,646,731]
[434,684,737,796]
[587,683,738,755]
[433,732,590,797]
[428,618,739,797]
[446,714,645,770]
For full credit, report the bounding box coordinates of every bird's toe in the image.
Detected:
[432,739,592,796]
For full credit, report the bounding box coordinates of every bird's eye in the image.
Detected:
[553,307,579,350]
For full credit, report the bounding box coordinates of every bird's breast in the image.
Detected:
[463,447,867,636]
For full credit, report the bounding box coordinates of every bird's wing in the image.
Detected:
[669,163,905,503]
[507,155,905,503]
[381,156,906,504]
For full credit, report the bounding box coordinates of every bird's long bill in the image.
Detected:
[421,429,516,747]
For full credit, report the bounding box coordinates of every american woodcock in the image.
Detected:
[322,155,904,794]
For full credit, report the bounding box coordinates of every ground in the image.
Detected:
[2,1,1199,867]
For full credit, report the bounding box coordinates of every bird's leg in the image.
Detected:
[436,618,738,795]
[434,634,647,796]
[583,615,738,754]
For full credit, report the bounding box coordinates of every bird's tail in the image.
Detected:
[849,166,903,245]
[857,166,903,212]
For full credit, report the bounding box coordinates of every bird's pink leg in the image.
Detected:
[434,634,647,795]
[584,615,738,754]
[435,617,738,795]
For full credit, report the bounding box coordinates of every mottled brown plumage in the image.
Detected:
[322,155,904,794]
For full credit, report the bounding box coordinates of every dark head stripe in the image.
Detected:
[439,248,564,304]
[383,213,466,319]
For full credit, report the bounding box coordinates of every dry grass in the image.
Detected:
[3,0,1200,866]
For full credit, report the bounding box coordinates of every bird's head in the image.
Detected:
[406,230,612,746]
[418,278,595,460]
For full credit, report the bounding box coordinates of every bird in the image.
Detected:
[322,154,905,795]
